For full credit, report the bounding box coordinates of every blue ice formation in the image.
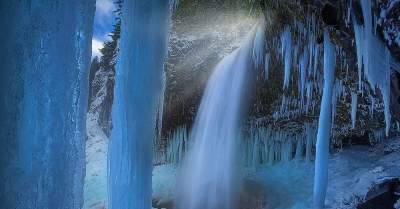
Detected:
[107,1,172,209]
[0,1,95,208]
[313,29,336,209]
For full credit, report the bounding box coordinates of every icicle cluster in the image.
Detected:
[253,18,266,69]
[352,0,399,136]
[242,123,317,167]
[166,126,188,164]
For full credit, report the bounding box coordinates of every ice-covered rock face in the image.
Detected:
[163,6,257,135]
[378,0,400,61]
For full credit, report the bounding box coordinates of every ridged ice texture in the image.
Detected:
[281,26,293,89]
[176,28,256,209]
[166,126,188,164]
[108,1,170,209]
[354,0,397,136]
[313,29,336,209]
[0,1,95,209]
[241,123,317,168]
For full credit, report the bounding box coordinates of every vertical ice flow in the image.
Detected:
[313,29,336,209]
[108,1,171,209]
[0,1,95,208]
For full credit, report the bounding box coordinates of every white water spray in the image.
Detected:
[176,26,257,209]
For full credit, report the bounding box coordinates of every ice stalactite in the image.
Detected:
[370,95,375,117]
[313,29,336,209]
[253,17,266,73]
[351,92,358,129]
[281,26,293,89]
[166,126,188,164]
[353,16,364,91]
[108,1,171,209]
[153,70,167,165]
[264,53,271,80]
[331,80,342,125]
[313,44,320,78]
[170,0,180,11]
[242,123,317,166]
[353,0,396,137]
[299,50,309,105]
[0,1,95,208]
[176,25,256,209]
[156,71,167,141]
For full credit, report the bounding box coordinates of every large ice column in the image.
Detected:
[108,1,171,209]
[313,29,336,209]
[0,1,95,209]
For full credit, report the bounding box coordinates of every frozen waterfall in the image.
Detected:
[313,29,336,209]
[176,26,257,209]
[108,1,171,209]
[0,1,95,208]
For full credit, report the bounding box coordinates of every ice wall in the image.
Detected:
[108,1,171,209]
[313,29,336,209]
[0,1,95,208]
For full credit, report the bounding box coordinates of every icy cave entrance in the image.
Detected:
[83,1,400,209]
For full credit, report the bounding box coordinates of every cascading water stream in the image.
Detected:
[176,26,257,209]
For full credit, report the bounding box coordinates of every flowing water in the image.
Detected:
[176,28,256,209]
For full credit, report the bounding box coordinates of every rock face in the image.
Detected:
[88,63,115,137]
[162,3,257,134]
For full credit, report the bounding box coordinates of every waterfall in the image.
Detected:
[176,26,257,209]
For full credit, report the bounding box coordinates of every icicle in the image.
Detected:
[169,0,180,12]
[305,123,316,162]
[313,44,320,78]
[370,95,375,117]
[253,18,266,69]
[264,53,271,80]
[354,0,393,136]
[313,29,336,209]
[351,92,358,129]
[156,71,166,140]
[281,26,293,89]
[353,17,364,91]
[299,50,309,105]
[166,126,187,164]
[397,122,400,132]
[295,135,304,161]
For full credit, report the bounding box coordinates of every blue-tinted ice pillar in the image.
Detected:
[108,1,171,209]
[0,1,95,209]
[313,29,336,209]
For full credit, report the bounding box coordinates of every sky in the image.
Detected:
[92,0,116,59]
